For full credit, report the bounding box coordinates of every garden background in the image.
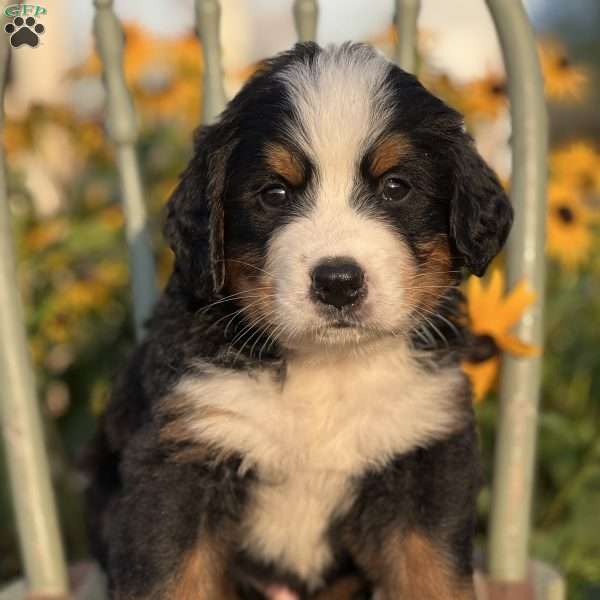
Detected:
[1,1,599,598]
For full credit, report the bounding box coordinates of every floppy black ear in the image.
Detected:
[164,125,235,300]
[449,135,513,276]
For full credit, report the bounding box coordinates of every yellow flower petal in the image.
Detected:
[464,271,538,401]
[486,269,505,309]
[462,358,500,403]
[461,72,508,120]
[496,334,539,357]
[497,280,536,329]
[467,269,507,332]
[466,275,484,316]
[538,39,588,102]
[546,181,594,270]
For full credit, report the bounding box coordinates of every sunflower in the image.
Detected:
[463,269,537,401]
[550,141,600,198]
[546,182,595,270]
[460,72,508,120]
[538,39,588,102]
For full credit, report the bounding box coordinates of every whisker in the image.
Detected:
[194,288,275,317]
[258,322,287,360]
[410,270,464,279]
[218,258,276,279]
[411,308,450,348]
[417,310,461,340]
[233,317,276,364]
[219,299,275,337]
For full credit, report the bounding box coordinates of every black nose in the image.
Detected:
[311,258,365,309]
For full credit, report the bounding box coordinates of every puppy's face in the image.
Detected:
[166,43,512,352]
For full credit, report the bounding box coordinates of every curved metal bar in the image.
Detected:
[195,0,227,124]
[394,0,420,73]
[0,35,69,597]
[93,0,157,339]
[294,0,319,43]
[485,0,548,584]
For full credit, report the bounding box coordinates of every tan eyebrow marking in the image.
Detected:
[264,143,305,186]
[369,133,411,177]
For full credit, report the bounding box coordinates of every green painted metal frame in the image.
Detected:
[196,0,227,124]
[394,0,420,73]
[485,0,548,587]
[0,33,69,600]
[294,0,319,43]
[93,0,157,340]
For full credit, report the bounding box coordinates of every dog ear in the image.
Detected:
[164,125,235,300]
[449,135,513,277]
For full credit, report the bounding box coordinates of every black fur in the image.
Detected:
[164,128,235,300]
[85,42,511,599]
[449,138,513,276]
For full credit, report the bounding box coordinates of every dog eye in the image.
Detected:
[261,184,288,208]
[382,177,411,202]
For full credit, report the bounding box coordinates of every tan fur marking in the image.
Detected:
[224,254,276,326]
[399,532,474,599]
[312,576,365,599]
[369,133,411,177]
[378,531,474,600]
[264,143,304,186]
[113,541,237,600]
[167,541,238,600]
[159,401,238,463]
[405,236,453,314]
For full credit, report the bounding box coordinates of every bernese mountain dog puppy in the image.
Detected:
[86,42,513,599]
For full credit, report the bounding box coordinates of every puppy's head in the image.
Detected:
[165,43,512,351]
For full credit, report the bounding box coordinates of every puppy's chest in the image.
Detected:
[172,344,464,585]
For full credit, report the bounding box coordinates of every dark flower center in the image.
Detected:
[558,55,571,69]
[467,334,500,363]
[580,174,594,192]
[490,82,506,96]
[557,205,575,224]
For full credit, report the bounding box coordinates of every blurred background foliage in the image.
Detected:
[1,7,599,600]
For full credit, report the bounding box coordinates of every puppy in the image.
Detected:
[86,42,512,600]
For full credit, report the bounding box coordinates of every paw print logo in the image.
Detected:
[4,16,45,48]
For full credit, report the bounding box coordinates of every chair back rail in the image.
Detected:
[294,0,319,43]
[0,31,69,599]
[93,0,157,340]
[395,0,420,73]
[196,0,227,124]
[485,0,548,586]
[0,1,548,597]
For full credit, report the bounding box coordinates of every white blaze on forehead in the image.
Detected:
[278,44,393,203]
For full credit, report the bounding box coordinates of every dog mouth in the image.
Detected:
[312,317,384,344]
[318,311,365,331]
[330,318,358,329]
[316,302,370,327]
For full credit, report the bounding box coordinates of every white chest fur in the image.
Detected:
[170,340,465,588]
